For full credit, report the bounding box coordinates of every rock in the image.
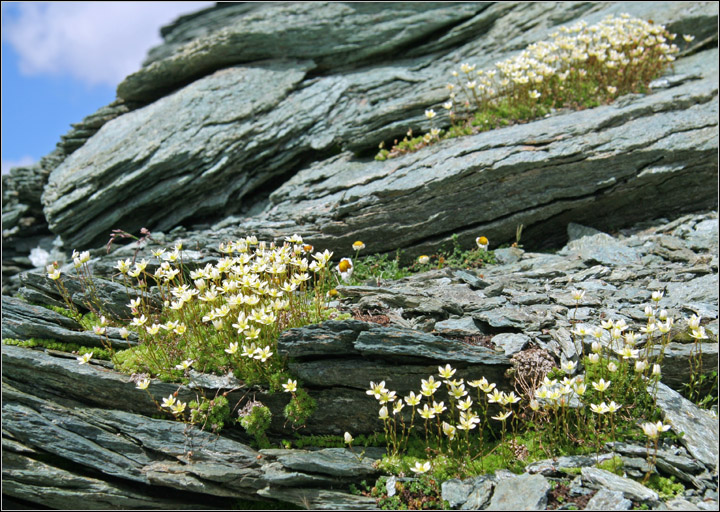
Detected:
[460,477,494,510]
[559,233,642,266]
[584,488,632,510]
[665,498,701,510]
[256,487,378,510]
[267,448,379,479]
[525,453,617,476]
[567,222,604,242]
[117,3,489,102]
[491,333,530,356]
[493,247,524,265]
[43,61,314,249]
[35,3,718,259]
[2,451,210,510]
[1,296,133,350]
[653,382,719,469]
[434,317,484,337]
[581,467,659,505]
[486,473,550,510]
[442,478,474,508]
[2,3,719,509]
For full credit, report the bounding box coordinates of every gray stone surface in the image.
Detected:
[654,382,720,469]
[442,478,474,508]
[435,317,483,337]
[581,467,659,504]
[32,3,717,258]
[486,473,550,510]
[491,333,530,356]
[584,488,632,511]
[460,477,494,510]
[1,2,718,509]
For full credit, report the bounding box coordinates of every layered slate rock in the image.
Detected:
[486,473,551,510]
[2,375,381,509]
[38,2,718,254]
[2,210,718,509]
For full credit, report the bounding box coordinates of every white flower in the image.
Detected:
[283,379,298,393]
[561,360,577,374]
[410,461,432,474]
[344,432,353,444]
[77,352,93,365]
[136,378,150,390]
[175,359,194,371]
[335,257,354,282]
[570,289,585,301]
[425,109,436,120]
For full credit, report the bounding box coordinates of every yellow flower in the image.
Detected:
[487,389,504,404]
[476,236,489,250]
[606,401,621,414]
[336,258,354,282]
[352,241,365,251]
[175,359,194,371]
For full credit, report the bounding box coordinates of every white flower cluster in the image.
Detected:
[447,14,681,111]
[113,234,333,369]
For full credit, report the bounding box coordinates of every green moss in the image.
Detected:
[645,475,685,500]
[189,395,231,434]
[596,456,624,476]
[239,404,272,449]
[41,304,82,322]
[560,467,583,476]
[284,388,317,428]
[2,337,113,360]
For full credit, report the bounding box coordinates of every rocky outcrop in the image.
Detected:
[32,1,717,254]
[1,2,718,509]
[3,211,717,509]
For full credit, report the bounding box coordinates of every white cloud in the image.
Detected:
[1,1,214,87]
[2,155,36,175]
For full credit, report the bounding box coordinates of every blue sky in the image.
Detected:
[1,1,213,174]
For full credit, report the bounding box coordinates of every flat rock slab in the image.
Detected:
[654,382,719,468]
[486,473,550,510]
[584,488,632,511]
[581,467,659,504]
